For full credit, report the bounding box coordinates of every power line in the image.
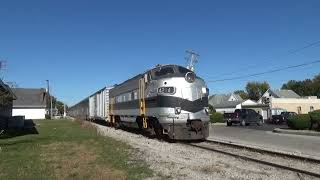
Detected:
[205,40,320,80]
[207,59,320,83]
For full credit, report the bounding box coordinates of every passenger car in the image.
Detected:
[226,109,263,126]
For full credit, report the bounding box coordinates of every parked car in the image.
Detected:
[268,115,284,124]
[281,112,297,123]
[223,113,234,122]
[226,109,263,126]
[267,112,297,124]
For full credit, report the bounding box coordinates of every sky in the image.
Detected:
[0,0,320,105]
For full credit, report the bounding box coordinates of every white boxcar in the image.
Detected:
[89,86,113,121]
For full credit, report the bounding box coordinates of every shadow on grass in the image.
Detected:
[0,120,39,139]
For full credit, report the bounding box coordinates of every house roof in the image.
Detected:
[213,100,243,109]
[269,89,300,98]
[209,94,229,106]
[209,93,243,106]
[231,93,243,101]
[12,88,47,108]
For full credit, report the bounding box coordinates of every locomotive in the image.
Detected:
[69,64,209,140]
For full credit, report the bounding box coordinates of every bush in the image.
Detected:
[45,114,51,119]
[287,114,311,130]
[210,112,224,123]
[208,104,216,113]
[309,110,320,131]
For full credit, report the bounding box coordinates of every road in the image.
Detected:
[208,123,320,158]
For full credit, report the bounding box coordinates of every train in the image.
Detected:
[68,64,209,140]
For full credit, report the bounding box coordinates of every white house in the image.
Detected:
[12,88,47,119]
[209,93,244,113]
[259,89,320,115]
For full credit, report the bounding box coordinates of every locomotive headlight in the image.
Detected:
[175,107,181,114]
[204,107,209,115]
[201,87,207,94]
[158,87,176,94]
[185,72,196,83]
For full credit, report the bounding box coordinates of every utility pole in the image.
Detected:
[0,59,7,80]
[63,103,66,118]
[186,49,200,72]
[46,80,53,119]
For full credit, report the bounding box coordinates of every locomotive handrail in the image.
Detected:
[139,78,147,128]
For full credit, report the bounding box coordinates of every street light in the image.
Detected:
[46,80,53,119]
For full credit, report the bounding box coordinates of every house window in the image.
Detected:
[297,106,302,114]
[310,106,314,112]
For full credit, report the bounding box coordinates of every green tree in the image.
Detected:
[55,100,66,115]
[282,74,320,98]
[246,81,270,101]
[234,90,249,100]
[208,104,215,113]
[48,95,67,115]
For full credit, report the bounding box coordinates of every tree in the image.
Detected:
[234,90,249,100]
[208,104,215,113]
[282,74,320,98]
[245,81,270,101]
[48,95,67,115]
[55,100,66,115]
[312,74,320,98]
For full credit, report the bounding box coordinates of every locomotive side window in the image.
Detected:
[133,90,138,100]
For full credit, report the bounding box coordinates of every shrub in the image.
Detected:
[209,104,216,113]
[45,114,51,119]
[309,110,320,131]
[287,114,311,130]
[209,112,224,123]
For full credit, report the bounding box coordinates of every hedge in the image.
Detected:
[309,110,320,131]
[210,112,224,123]
[287,114,311,130]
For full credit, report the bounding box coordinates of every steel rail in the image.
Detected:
[206,139,320,164]
[185,143,320,178]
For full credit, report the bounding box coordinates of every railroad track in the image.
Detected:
[206,139,320,164]
[183,141,320,179]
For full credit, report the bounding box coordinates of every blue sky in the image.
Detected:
[1,0,320,105]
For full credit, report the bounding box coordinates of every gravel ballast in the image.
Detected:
[91,122,315,180]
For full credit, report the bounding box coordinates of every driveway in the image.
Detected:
[208,123,320,158]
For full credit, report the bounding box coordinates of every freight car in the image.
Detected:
[68,98,89,120]
[88,87,113,121]
[69,64,209,140]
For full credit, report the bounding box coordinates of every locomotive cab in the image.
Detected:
[145,65,210,140]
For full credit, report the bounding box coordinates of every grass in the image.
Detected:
[0,119,153,180]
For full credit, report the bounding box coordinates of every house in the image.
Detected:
[0,79,16,129]
[259,89,320,115]
[12,88,47,119]
[213,99,269,120]
[210,93,269,120]
[212,100,244,113]
[209,93,243,107]
[209,93,243,113]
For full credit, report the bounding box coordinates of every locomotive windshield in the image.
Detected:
[178,66,192,74]
[151,65,197,79]
[154,66,175,76]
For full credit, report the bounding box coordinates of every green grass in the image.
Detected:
[0,119,153,180]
